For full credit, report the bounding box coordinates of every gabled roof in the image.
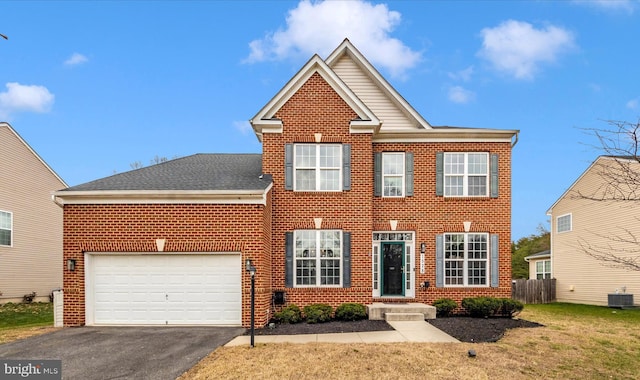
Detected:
[546,155,635,214]
[53,154,272,205]
[524,250,551,262]
[250,50,380,141]
[0,122,67,187]
[325,38,431,130]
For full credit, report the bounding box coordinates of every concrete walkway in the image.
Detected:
[225,320,459,346]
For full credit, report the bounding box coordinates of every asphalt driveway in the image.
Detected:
[0,326,245,380]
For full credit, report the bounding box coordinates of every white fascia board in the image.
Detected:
[373,128,519,143]
[53,185,272,206]
[249,54,380,139]
[325,39,431,130]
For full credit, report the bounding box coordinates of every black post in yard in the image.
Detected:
[246,258,256,348]
[250,271,255,347]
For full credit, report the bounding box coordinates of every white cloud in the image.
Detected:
[233,120,253,135]
[573,0,636,13]
[626,98,639,110]
[244,0,421,78]
[448,66,474,82]
[64,52,88,66]
[0,82,55,119]
[448,86,475,104]
[478,20,576,80]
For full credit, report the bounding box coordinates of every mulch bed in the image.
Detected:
[245,317,543,343]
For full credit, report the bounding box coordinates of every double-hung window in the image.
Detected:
[536,260,551,279]
[294,144,342,191]
[444,153,489,196]
[0,211,12,247]
[556,214,571,233]
[382,153,405,197]
[443,233,488,286]
[294,230,342,287]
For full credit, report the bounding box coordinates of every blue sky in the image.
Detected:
[2,0,639,241]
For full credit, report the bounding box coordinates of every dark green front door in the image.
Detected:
[382,242,404,296]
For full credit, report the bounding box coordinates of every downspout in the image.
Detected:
[51,194,64,208]
[511,131,520,148]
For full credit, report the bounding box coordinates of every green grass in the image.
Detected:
[525,302,640,322]
[0,302,53,330]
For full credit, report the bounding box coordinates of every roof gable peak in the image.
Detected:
[250,51,380,141]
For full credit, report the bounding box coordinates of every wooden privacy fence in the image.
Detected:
[511,278,556,304]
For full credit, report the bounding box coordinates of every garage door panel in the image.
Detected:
[89,254,241,326]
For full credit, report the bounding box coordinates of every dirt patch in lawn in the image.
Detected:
[246,317,542,343]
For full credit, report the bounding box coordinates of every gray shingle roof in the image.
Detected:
[61,154,271,192]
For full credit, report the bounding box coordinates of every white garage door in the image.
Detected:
[86,253,241,326]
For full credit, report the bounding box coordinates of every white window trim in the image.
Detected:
[0,210,12,247]
[293,143,342,192]
[294,230,342,288]
[382,152,405,198]
[371,231,415,298]
[556,213,572,233]
[443,232,490,287]
[535,259,552,279]
[444,152,489,197]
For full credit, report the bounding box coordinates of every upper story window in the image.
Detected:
[374,152,414,197]
[556,214,571,233]
[285,143,350,192]
[0,210,12,247]
[383,153,405,197]
[444,153,489,197]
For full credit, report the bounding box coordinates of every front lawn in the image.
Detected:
[0,302,56,344]
[179,302,640,380]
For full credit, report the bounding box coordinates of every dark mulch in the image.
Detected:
[429,317,544,343]
[245,317,543,343]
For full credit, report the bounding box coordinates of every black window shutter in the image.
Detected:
[436,152,444,196]
[490,153,499,198]
[405,152,414,196]
[435,234,444,287]
[285,144,293,190]
[285,232,293,287]
[490,234,499,287]
[343,144,351,191]
[374,152,382,196]
[342,232,351,288]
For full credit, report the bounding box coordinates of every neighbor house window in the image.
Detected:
[557,214,571,233]
[383,153,405,197]
[444,153,488,197]
[443,233,488,286]
[294,230,342,286]
[0,211,12,247]
[294,144,342,191]
[536,260,551,279]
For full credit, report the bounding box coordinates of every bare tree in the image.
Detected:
[575,119,640,271]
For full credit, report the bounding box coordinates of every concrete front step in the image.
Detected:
[367,302,436,320]
[384,312,425,321]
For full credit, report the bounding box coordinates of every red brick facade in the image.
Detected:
[62,59,514,328]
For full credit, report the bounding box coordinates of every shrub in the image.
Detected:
[432,298,458,317]
[303,303,333,324]
[273,304,302,324]
[499,298,524,317]
[335,303,367,321]
[462,297,501,318]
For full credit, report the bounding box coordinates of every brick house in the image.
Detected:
[54,39,518,327]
